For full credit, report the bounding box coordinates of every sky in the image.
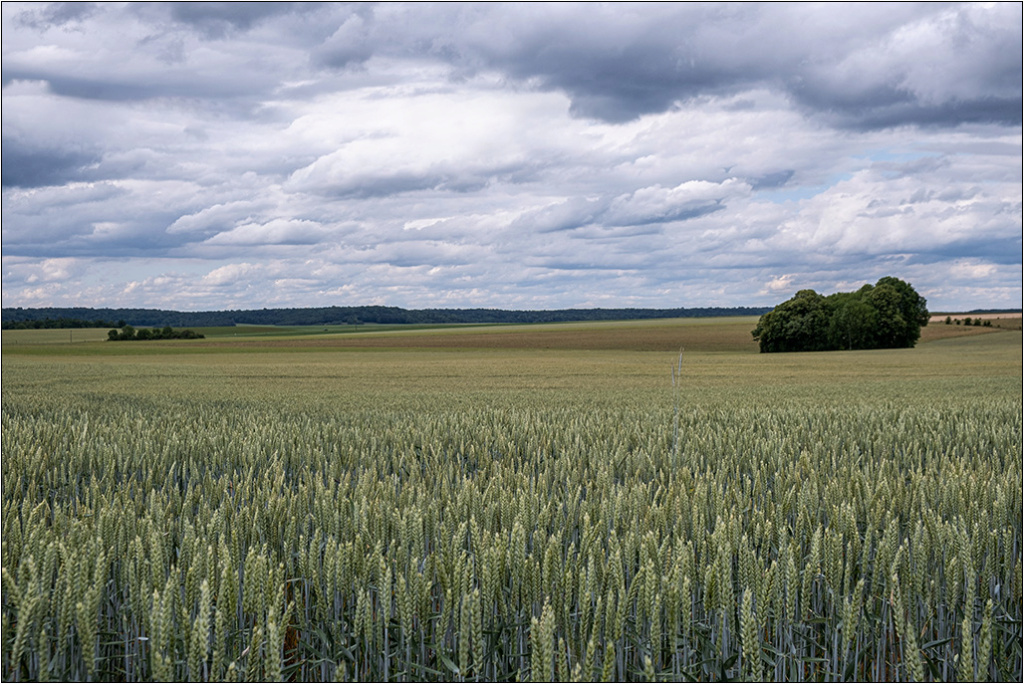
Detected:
[2,2,1021,312]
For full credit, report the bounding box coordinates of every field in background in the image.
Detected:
[2,312,1012,352]
[3,317,1021,681]
[3,318,1019,409]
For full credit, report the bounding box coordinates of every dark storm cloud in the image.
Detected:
[751,171,795,191]
[6,204,199,259]
[2,58,281,106]
[373,3,1023,128]
[9,3,1020,123]
[1,72,166,102]
[311,5,379,69]
[162,2,302,38]
[510,198,605,235]
[14,2,96,29]
[1,138,100,188]
[8,71,267,103]
[790,88,1023,131]
[614,202,725,227]
[492,39,729,124]
[560,8,1016,127]
[915,236,1024,266]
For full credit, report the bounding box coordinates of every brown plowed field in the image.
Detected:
[198,318,763,353]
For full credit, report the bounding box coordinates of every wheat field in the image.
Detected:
[2,320,1020,681]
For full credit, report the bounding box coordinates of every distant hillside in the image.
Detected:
[2,305,771,328]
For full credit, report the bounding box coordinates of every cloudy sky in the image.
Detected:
[2,2,1021,312]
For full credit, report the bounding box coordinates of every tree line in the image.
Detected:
[4,305,771,328]
[2,317,125,330]
[752,276,930,353]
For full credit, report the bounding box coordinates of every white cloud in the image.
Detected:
[764,274,796,294]
[606,178,752,226]
[403,218,447,231]
[166,201,263,235]
[283,76,574,197]
[947,259,998,281]
[16,257,83,284]
[203,219,329,246]
[202,263,260,286]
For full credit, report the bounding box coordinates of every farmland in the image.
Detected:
[2,317,1021,681]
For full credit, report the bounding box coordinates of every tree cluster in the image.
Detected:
[107,326,204,341]
[752,276,929,353]
[947,316,992,327]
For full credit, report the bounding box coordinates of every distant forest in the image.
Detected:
[2,305,773,329]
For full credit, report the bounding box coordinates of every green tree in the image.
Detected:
[753,277,928,353]
[866,282,908,348]
[826,292,877,350]
[873,276,929,346]
[752,289,830,352]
